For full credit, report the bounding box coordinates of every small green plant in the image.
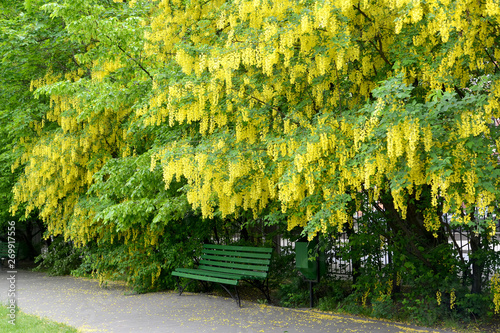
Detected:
[371,293,395,319]
[401,297,438,327]
[338,292,371,316]
[317,296,339,311]
[278,276,310,308]
[316,278,350,311]
[257,298,268,305]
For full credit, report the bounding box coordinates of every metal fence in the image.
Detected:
[220,214,500,280]
[276,223,500,279]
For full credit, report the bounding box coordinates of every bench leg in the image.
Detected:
[264,278,271,303]
[245,279,271,304]
[176,278,240,307]
[176,277,195,296]
[235,285,241,308]
[175,276,182,295]
[218,284,241,307]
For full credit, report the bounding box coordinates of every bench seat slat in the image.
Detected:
[199,259,270,272]
[202,254,270,265]
[172,270,239,286]
[198,265,268,279]
[174,268,244,281]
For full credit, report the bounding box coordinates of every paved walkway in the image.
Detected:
[0,270,453,333]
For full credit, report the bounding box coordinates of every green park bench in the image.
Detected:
[172,244,273,307]
[0,242,20,269]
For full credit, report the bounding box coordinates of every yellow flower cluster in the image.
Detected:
[492,273,500,314]
[92,60,124,82]
[423,208,440,238]
[386,118,420,169]
[450,289,456,310]
[458,112,489,138]
[392,0,500,89]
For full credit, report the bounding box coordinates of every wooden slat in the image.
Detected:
[172,270,239,286]
[203,244,272,253]
[199,259,270,272]
[198,265,267,279]
[203,249,272,259]
[174,268,244,280]
[202,254,270,265]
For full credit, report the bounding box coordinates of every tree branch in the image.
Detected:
[231,87,301,126]
[114,42,153,80]
[353,3,373,22]
[368,38,393,67]
[484,47,500,73]
[442,220,468,271]
[353,4,392,67]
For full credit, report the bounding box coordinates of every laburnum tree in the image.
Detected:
[10,0,500,313]
[143,0,500,299]
[142,0,500,310]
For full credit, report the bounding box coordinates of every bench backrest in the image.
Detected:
[200,244,273,279]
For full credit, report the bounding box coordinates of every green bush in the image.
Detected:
[34,237,83,276]
[278,276,310,308]
[401,297,439,327]
[316,278,350,311]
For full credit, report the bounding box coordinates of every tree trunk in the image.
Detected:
[469,231,483,294]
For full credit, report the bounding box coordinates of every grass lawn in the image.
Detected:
[0,304,77,332]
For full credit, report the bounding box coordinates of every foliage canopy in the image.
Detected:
[4,0,500,320]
